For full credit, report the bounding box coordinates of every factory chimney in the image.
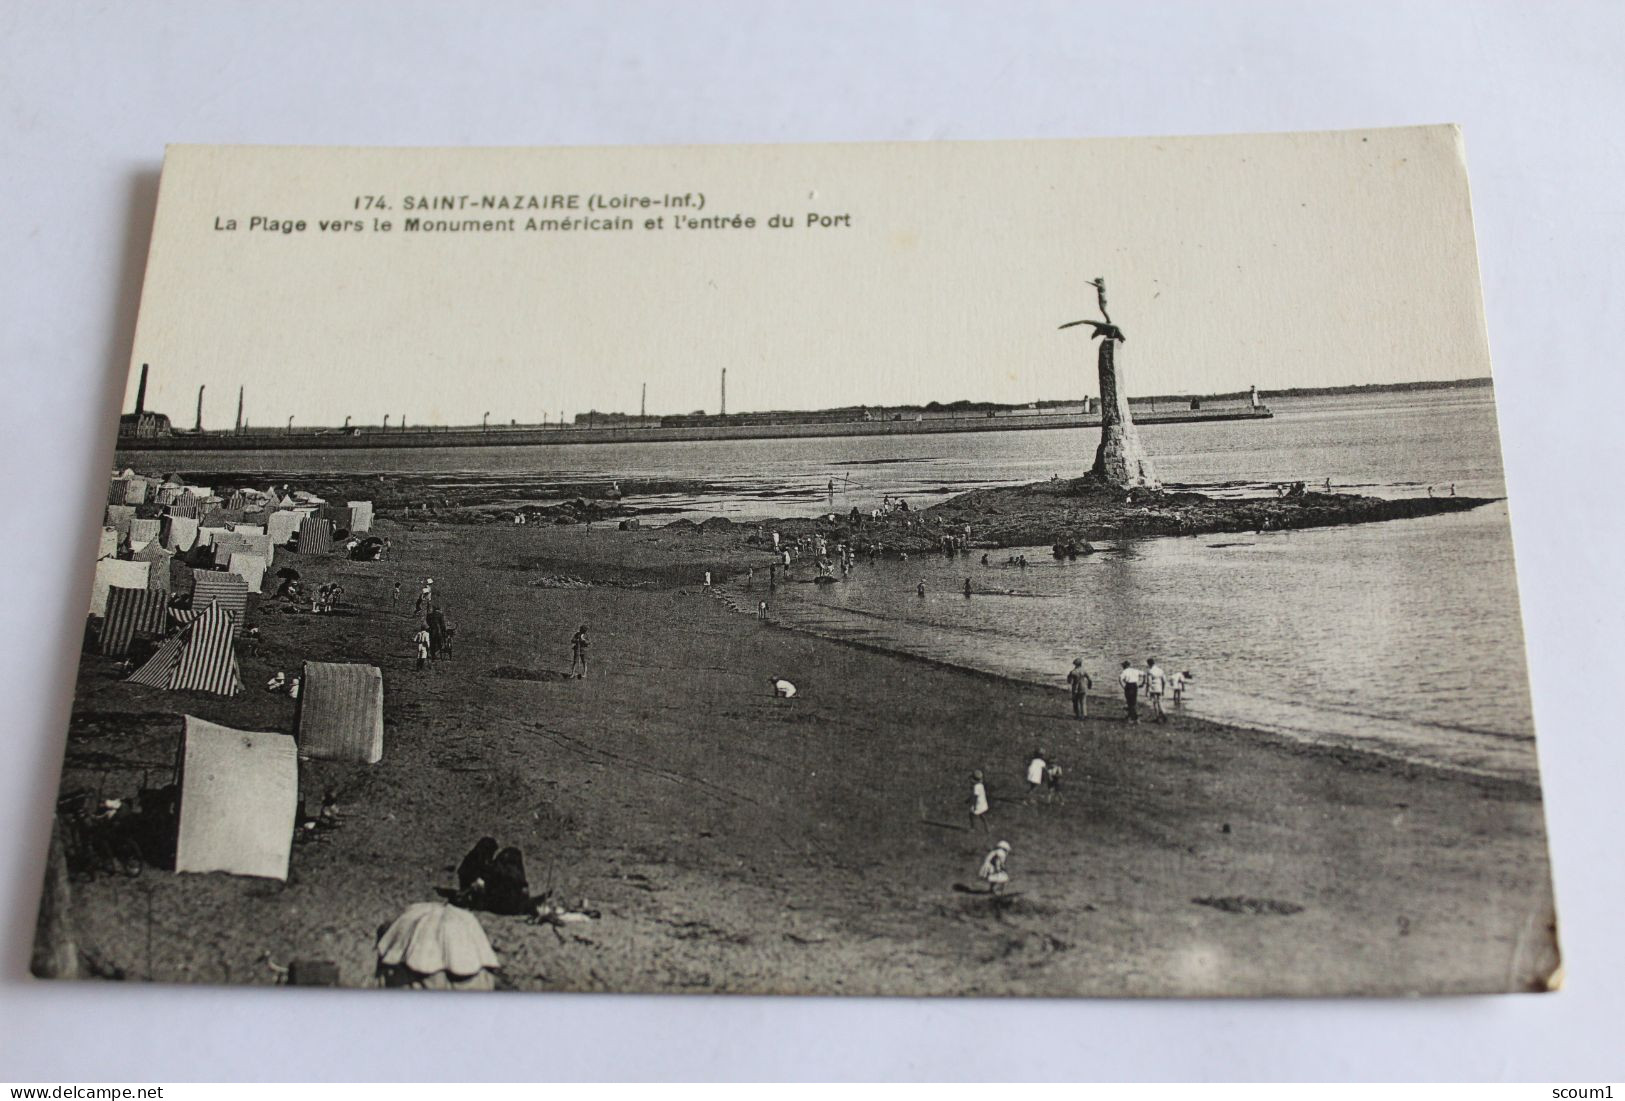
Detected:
[720,368,727,418]
[235,386,244,434]
[134,363,149,416]
[641,383,646,419]
[194,385,205,432]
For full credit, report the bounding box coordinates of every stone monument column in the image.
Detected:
[1090,327,1158,488]
[1062,277,1159,489]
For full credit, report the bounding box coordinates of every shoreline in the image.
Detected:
[708,582,1542,798]
[49,514,1559,996]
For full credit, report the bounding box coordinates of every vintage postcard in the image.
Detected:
[34,128,1559,996]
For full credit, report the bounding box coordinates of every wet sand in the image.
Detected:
[52,519,1559,996]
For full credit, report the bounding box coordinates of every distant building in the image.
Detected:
[118,411,172,438]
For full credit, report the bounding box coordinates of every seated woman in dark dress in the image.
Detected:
[455,837,498,901]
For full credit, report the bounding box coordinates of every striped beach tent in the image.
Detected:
[164,515,199,551]
[169,603,243,695]
[347,501,374,533]
[97,527,118,560]
[132,540,174,592]
[174,716,297,880]
[127,633,186,688]
[90,559,150,617]
[108,478,128,505]
[99,586,169,656]
[297,662,385,763]
[297,516,332,555]
[191,570,249,622]
[104,505,135,537]
[226,491,246,511]
[155,486,180,506]
[168,497,199,519]
[128,517,161,551]
[228,552,268,594]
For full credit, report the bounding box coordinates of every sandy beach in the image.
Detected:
[48,512,1559,997]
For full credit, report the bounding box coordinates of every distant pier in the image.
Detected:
[117,405,1272,453]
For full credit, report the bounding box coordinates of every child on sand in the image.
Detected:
[1172,669,1191,707]
[1026,749,1047,794]
[413,625,431,672]
[570,625,590,679]
[969,770,990,831]
[978,840,1011,895]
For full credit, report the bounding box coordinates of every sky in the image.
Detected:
[123,127,1494,428]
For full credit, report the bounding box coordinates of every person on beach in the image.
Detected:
[1045,761,1064,798]
[771,676,797,698]
[963,578,972,597]
[414,625,432,672]
[570,625,590,679]
[758,600,768,621]
[703,571,712,588]
[391,581,401,608]
[1119,661,1143,723]
[978,841,1011,895]
[1171,669,1191,707]
[969,770,990,831]
[1026,749,1048,794]
[1145,657,1169,723]
[917,580,926,598]
[1067,658,1092,719]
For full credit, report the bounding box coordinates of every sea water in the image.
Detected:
[123,389,1539,781]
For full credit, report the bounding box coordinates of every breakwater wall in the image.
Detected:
[118,407,1271,453]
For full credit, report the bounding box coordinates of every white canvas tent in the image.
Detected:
[174,716,297,881]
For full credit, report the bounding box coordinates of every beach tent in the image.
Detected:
[238,532,274,566]
[297,516,332,555]
[99,586,169,656]
[297,661,385,763]
[347,501,374,533]
[89,559,150,617]
[228,552,268,594]
[155,486,179,506]
[168,497,199,519]
[108,478,128,505]
[104,505,135,538]
[97,527,118,560]
[212,534,252,567]
[173,716,297,880]
[196,525,230,550]
[129,601,242,695]
[123,479,149,505]
[191,570,249,622]
[132,540,174,592]
[226,492,246,511]
[170,603,243,693]
[163,515,199,552]
[266,511,302,545]
[128,517,161,551]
